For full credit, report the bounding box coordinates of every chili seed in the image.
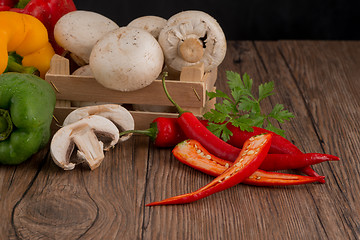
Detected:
[225,163,230,168]
[247,150,255,155]
[256,176,261,180]
[206,155,211,159]
[196,149,201,154]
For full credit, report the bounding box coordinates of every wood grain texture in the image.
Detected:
[1,41,359,239]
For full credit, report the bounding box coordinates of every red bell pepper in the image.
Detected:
[172,139,325,186]
[6,0,76,55]
[0,0,17,7]
[146,133,272,206]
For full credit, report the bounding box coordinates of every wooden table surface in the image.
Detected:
[1,40,359,239]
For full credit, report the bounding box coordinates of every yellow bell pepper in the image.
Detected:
[0,11,55,78]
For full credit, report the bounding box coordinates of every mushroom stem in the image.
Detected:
[71,123,105,170]
[179,38,204,63]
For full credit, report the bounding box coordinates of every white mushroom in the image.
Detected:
[51,115,119,170]
[127,16,167,39]
[63,104,135,142]
[89,27,164,91]
[158,10,227,72]
[54,10,119,65]
[72,65,93,76]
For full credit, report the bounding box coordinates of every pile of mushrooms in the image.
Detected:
[51,104,134,170]
[54,10,227,93]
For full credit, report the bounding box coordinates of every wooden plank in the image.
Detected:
[0,149,49,239]
[179,62,205,82]
[10,136,149,239]
[47,75,206,108]
[277,40,360,239]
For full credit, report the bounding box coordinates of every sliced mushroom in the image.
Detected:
[63,104,135,142]
[127,16,167,39]
[158,10,227,72]
[51,115,119,170]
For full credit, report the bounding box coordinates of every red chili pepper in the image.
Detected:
[200,120,328,182]
[5,0,76,55]
[172,139,324,186]
[119,117,187,147]
[121,117,337,176]
[146,133,272,206]
[259,153,338,171]
[200,120,301,154]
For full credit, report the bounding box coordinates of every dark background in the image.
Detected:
[73,0,360,40]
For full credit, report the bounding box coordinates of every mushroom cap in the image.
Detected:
[127,16,167,39]
[63,104,135,142]
[89,27,164,92]
[158,10,227,72]
[54,10,119,64]
[51,115,120,170]
[72,65,93,76]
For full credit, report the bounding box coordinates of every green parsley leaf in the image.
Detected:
[207,89,230,101]
[268,104,295,123]
[265,121,286,137]
[204,71,294,141]
[207,122,233,142]
[258,81,275,102]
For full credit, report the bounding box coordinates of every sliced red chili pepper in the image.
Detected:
[146,133,272,206]
[172,139,324,186]
[200,120,329,182]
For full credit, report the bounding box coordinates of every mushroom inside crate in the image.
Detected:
[89,26,164,92]
[134,10,226,113]
[54,10,119,66]
[158,10,227,73]
[127,15,167,40]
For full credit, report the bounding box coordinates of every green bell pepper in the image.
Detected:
[0,72,56,164]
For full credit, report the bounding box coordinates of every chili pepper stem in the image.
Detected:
[119,127,157,141]
[161,72,185,115]
[0,109,13,141]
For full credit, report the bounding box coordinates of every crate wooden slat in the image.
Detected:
[46,55,217,130]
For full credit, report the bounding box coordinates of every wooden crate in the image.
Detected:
[46,55,217,130]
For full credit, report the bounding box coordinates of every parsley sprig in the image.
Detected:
[203,71,294,141]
